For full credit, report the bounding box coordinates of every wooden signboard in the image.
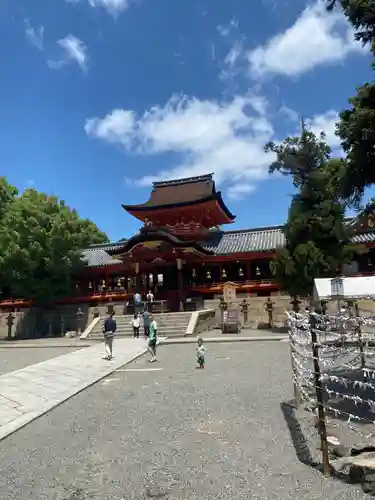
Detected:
[223,307,241,334]
[223,281,237,303]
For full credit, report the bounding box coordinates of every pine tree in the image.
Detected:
[265,126,352,298]
[326,0,375,204]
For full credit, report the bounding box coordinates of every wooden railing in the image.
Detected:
[0,279,279,309]
[189,279,279,293]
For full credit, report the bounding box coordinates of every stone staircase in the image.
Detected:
[87,311,193,339]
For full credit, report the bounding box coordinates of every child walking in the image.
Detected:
[196,338,206,369]
[148,314,158,363]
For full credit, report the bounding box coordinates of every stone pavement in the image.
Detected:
[0,338,151,442]
[162,333,288,344]
[0,337,97,348]
[0,342,369,500]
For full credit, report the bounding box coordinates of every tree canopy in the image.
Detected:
[326,0,375,204]
[265,128,352,298]
[0,178,108,305]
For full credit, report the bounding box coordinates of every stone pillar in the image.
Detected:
[177,258,184,311]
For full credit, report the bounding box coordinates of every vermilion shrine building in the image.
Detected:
[2,174,375,311]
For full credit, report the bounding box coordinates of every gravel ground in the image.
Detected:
[0,342,370,500]
[0,347,82,376]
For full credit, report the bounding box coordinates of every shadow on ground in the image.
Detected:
[280,401,375,496]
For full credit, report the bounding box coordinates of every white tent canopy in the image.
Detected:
[313,276,375,301]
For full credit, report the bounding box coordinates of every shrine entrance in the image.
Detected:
[107,226,214,312]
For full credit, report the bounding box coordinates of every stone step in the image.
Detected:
[87,311,193,339]
[91,325,188,334]
[89,329,188,340]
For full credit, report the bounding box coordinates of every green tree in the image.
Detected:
[325,0,375,204]
[0,188,108,304]
[265,127,352,298]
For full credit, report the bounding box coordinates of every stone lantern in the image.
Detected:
[241,298,249,325]
[6,312,15,341]
[290,297,301,313]
[76,308,84,336]
[265,297,274,328]
[60,316,66,337]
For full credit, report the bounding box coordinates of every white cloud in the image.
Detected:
[227,183,255,200]
[306,109,341,150]
[48,35,88,72]
[85,94,276,195]
[248,0,364,78]
[224,41,243,69]
[279,104,299,123]
[66,0,131,15]
[25,21,44,51]
[85,109,135,146]
[88,0,130,16]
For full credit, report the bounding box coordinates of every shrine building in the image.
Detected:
[2,173,375,312]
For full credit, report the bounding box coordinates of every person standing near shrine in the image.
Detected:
[102,312,117,360]
[148,314,158,363]
[143,308,150,338]
[131,312,140,338]
[134,291,142,313]
[146,289,154,312]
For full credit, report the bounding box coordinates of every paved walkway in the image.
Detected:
[0,338,150,442]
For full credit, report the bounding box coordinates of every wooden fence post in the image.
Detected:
[310,314,330,477]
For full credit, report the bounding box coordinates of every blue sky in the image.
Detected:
[1,0,372,241]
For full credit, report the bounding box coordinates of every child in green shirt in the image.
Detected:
[148,314,158,363]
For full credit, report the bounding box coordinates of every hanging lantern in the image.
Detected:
[238,267,244,277]
[256,266,261,276]
[206,270,212,279]
[221,268,227,279]
[192,268,196,278]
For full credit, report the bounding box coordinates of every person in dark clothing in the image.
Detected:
[143,309,150,338]
[103,313,117,360]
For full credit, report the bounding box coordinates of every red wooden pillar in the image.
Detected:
[177,258,184,311]
[134,262,140,292]
[246,261,251,281]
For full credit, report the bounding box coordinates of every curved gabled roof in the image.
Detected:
[108,227,214,256]
[122,192,235,221]
[122,173,235,224]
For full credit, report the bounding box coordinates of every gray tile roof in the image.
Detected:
[202,227,285,254]
[351,232,375,244]
[81,243,123,268]
[82,227,375,267]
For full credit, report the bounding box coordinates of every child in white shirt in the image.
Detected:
[196,338,206,369]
